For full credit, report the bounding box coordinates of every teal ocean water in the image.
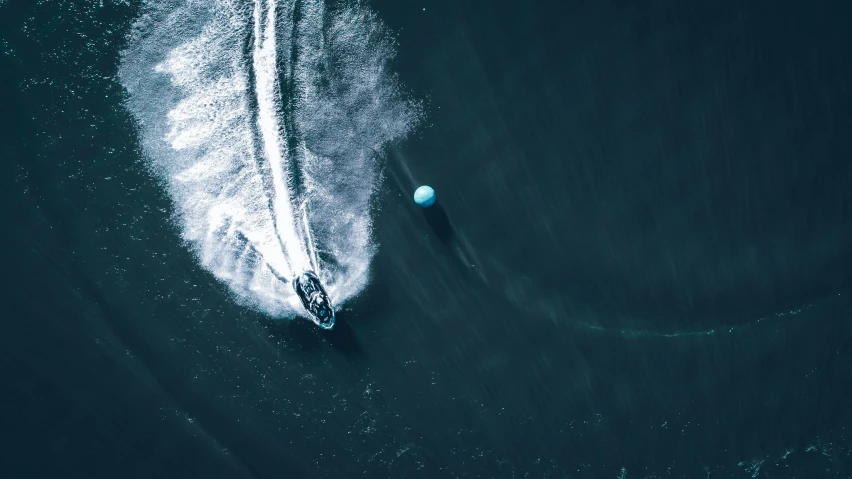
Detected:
[2,0,851,477]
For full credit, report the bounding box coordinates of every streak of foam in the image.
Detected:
[252,0,309,275]
[119,0,419,318]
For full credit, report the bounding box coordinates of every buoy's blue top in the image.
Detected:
[414,185,436,207]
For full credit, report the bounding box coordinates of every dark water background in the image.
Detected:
[2,0,852,477]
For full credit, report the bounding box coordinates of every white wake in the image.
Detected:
[119,0,418,317]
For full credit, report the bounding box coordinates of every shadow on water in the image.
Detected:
[421,202,455,244]
[385,146,475,271]
[262,314,365,360]
[260,262,403,359]
[324,319,364,357]
[420,201,485,281]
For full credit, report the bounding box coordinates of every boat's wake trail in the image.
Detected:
[119,0,418,317]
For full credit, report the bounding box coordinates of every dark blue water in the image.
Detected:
[2,0,852,477]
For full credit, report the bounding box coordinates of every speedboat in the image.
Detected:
[292,270,335,330]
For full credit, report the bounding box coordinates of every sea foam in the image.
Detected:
[119,0,418,317]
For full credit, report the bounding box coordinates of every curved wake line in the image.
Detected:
[489,253,837,339]
[573,302,815,339]
[119,0,419,318]
[423,221,834,340]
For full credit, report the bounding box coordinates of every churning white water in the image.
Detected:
[119,0,418,318]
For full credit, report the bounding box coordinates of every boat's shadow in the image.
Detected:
[262,309,366,360]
